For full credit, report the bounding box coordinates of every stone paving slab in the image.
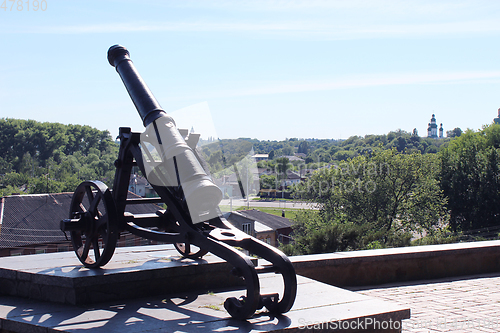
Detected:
[352,272,500,333]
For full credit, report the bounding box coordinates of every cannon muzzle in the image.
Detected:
[108,45,170,127]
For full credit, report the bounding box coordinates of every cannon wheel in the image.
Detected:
[174,242,208,259]
[69,181,118,268]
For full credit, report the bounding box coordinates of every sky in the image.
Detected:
[1,0,500,141]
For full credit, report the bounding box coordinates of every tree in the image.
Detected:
[333,150,355,161]
[298,141,309,154]
[0,118,118,194]
[439,125,500,231]
[260,174,277,190]
[446,127,463,138]
[292,149,447,251]
[281,210,364,255]
[276,157,291,188]
[268,150,275,160]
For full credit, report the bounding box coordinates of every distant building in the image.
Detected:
[213,171,260,199]
[129,174,155,197]
[252,154,269,162]
[494,108,500,125]
[257,167,274,176]
[280,170,302,188]
[427,114,444,139]
[294,153,307,159]
[225,209,293,247]
[278,155,305,162]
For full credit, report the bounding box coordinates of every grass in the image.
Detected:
[126,260,139,264]
[199,304,222,311]
[219,201,318,220]
[240,207,316,220]
[247,207,293,218]
[251,197,296,201]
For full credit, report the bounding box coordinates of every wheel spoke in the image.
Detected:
[78,202,87,213]
[81,236,92,262]
[93,237,101,259]
[96,214,108,231]
[88,191,101,217]
[85,186,95,207]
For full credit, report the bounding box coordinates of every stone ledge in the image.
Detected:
[291,240,500,287]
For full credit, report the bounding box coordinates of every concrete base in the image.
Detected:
[0,245,247,305]
[0,245,410,332]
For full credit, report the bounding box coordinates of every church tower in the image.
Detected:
[439,123,444,138]
[494,108,500,125]
[427,114,438,138]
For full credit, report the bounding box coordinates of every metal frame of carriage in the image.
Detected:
[60,45,296,320]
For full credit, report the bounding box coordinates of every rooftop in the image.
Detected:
[237,209,293,231]
[0,193,72,248]
[0,192,162,250]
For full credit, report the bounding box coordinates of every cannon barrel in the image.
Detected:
[108,45,169,127]
[107,44,222,224]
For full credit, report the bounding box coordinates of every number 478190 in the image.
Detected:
[1,0,47,11]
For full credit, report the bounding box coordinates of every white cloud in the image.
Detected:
[3,0,499,39]
[9,18,500,41]
[164,0,489,15]
[174,71,500,100]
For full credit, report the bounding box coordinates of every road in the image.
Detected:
[219,197,319,211]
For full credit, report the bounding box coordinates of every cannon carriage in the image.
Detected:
[60,45,297,320]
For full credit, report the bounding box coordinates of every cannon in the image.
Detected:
[60,45,297,320]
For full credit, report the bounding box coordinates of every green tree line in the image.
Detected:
[199,128,457,177]
[0,118,118,196]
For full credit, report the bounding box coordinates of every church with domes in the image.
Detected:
[427,114,444,139]
[494,108,500,125]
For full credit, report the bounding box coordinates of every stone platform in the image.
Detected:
[0,245,248,305]
[0,245,410,332]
